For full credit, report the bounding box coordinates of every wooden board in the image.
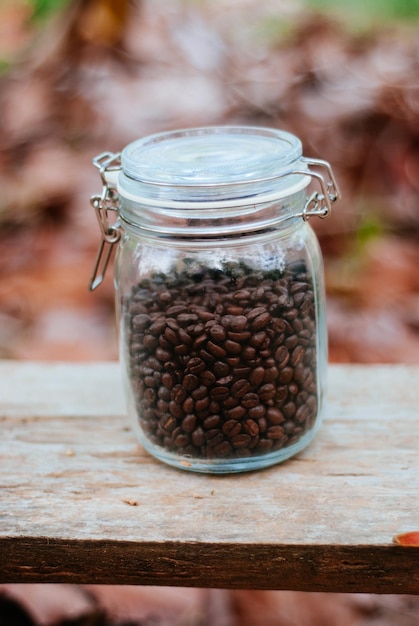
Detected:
[0,361,418,593]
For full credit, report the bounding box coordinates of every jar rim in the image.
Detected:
[118,126,310,206]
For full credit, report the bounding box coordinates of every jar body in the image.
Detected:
[115,208,327,473]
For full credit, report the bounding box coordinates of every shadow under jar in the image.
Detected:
[89,126,340,473]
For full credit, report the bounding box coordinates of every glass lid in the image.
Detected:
[118,126,310,206]
[121,126,303,186]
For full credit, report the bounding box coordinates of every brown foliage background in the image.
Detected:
[1,2,419,624]
[1,0,418,363]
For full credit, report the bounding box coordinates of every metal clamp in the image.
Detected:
[89,152,122,291]
[294,158,340,221]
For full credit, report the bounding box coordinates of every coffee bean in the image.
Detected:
[206,432,225,448]
[214,361,230,377]
[192,427,205,446]
[183,374,199,391]
[191,385,207,400]
[243,419,259,437]
[210,386,230,400]
[285,335,299,350]
[278,367,293,385]
[222,420,241,437]
[249,331,267,347]
[248,405,266,419]
[187,357,205,374]
[203,415,221,429]
[231,434,252,448]
[241,392,259,408]
[295,404,311,423]
[207,341,227,358]
[132,314,151,331]
[228,331,251,342]
[182,397,194,413]
[250,366,265,386]
[224,339,241,355]
[266,407,285,425]
[291,345,305,367]
[169,401,184,419]
[275,346,290,368]
[267,425,285,440]
[213,441,233,456]
[229,315,248,330]
[200,370,216,385]
[259,383,276,401]
[231,379,251,398]
[209,324,227,342]
[226,405,246,420]
[126,261,319,462]
[251,311,271,330]
[164,327,179,345]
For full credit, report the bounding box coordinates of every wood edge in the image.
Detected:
[0,537,417,594]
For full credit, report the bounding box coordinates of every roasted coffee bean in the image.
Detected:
[295,404,311,423]
[275,346,290,368]
[243,419,259,437]
[267,425,285,440]
[278,367,294,385]
[248,405,266,419]
[249,331,267,347]
[224,339,241,355]
[187,357,205,374]
[214,361,230,377]
[207,341,227,358]
[222,420,241,437]
[291,345,305,367]
[192,427,205,446]
[132,314,151,331]
[250,366,265,386]
[209,324,227,342]
[126,261,319,461]
[203,415,221,430]
[228,331,251,342]
[200,370,216,386]
[210,386,230,400]
[213,441,233,456]
[191,385,207,400]
[231,379,251,398]
[183,374,199,391]
[182,397,194,414]
[266,407,285,425]
[250,311,271,330]
[206,433,225,448]
[230,315,248,331]
[231,434,252,448]
[241,392,259,408]
[226,405,246,420]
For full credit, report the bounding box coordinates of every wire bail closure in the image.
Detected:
[89,152,122,291]
[88,150,340,290]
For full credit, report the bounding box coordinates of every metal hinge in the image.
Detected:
[298,158,341,221]
[89,152,122,291]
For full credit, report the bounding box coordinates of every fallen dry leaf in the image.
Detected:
[393,531,419,546]
[122,498,138,506]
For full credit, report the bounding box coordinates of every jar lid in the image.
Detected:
[119,126,310,207]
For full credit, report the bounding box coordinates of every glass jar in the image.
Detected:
[89,126,340,473]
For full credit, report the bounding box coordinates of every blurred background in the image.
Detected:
[1,1,419,625]
[1,0,419,364]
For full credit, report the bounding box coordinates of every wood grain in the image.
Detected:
[0,361,418,592]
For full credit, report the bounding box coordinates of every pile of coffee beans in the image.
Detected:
[125,260,318,460]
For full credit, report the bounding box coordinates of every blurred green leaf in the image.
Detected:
[305,0,419,25]
[28,0,70,22]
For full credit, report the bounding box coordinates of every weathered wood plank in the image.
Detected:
[0,361,418,592]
